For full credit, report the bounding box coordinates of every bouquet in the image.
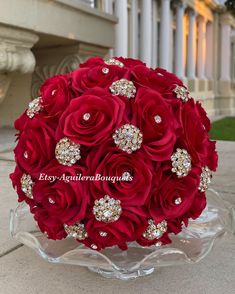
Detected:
[10,57,218,251]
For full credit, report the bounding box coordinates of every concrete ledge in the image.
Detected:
[0,0,116,48]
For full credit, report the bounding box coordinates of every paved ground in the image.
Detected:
[0,129,235,294]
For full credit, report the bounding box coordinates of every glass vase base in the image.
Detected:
[88,266,155,280]
[10,189,235,280]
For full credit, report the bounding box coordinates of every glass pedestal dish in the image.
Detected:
[10,189,235,280]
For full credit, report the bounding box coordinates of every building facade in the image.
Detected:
[0,0,234,127]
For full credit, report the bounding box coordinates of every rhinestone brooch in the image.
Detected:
[21,174,33,199]
[171,148,192,177]
[112,124,143,154]
[104,58,124,68]
[64,223,88,240]
[26,97,43,118]
[198,166,212,192]
[143,219,167,240]
[110,79,136,99]
[173,85,191,102]
[55,137,81,166]
[93,195,122,223]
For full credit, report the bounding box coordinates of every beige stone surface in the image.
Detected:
[0,137,234,293]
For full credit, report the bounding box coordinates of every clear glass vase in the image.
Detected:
[9,189,235,280]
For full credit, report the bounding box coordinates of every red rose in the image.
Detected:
[82,206,147,250]
[149,167,201,222]
[32,206,66,240]
[33,161,89,225]
[72,60,127,94]
[195,101,211,132]
[176,100,209,166]
[14,117,56,176]
[132,88,181,161]
[86,142,153,205]
[40,74,75,118]
[131,65,183,95]
[56,88,127,147]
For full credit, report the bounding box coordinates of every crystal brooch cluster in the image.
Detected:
[113,124,143,154]
[171,148,192,177]
[64,223,87,240]
[26,97,42,118]
[173,85,191,102]
[110,79,136,99]
[104,58,124,68]
[21,174,33,199]
[198,166,212,192]
[93,195,122,223]
[143,219,167,240]
[55,137,81,166]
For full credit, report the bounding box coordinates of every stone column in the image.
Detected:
[220,22,231,81]
[152,0,158,68]
[140,0,152,66]
[187,10,197,79]
[115,0,128,57]
[206,21,213,79]
[197,16,206,79]
[130,0,138,59]
[175,1,185,78]
[104,0,113,13]
[160,0,171,69]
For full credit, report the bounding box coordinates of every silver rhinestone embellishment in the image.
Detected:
[142,219,167,240]
[171,148,192,177]
[110,79,136,99]
[104,58,124,68]
[20,174,33,199]
[173,85,191,102]
[83,113,91,121]
[55,137,81,166]
[174,197,182,205]
[26,97,42,118]
[24,151,29,159]
[48,197,55,204]
[91,244,98,250]
[122,171,132,181]
[112,124,143,154]
[93,195,122,223]
[154,115,162,124]
[99,231,108,237]
[198,166,212,192]
[64,223,88,240]
[102,67,109,74]
[51,89,57,96]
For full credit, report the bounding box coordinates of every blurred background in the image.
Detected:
[0,2,235,293]
[0,0,234,129]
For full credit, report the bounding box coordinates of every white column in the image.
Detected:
[130,0,138,59]
[206,21,213,79]
[140,0,152,66]
[220,22,231,81]
[168,9,174,72]
[187,10,197,79]
[175,2,185,78]
[160,0,170,69]
[152,0,158,68]
[115,0,128,57]
[104,0,113,14]
[197,16,206,79]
